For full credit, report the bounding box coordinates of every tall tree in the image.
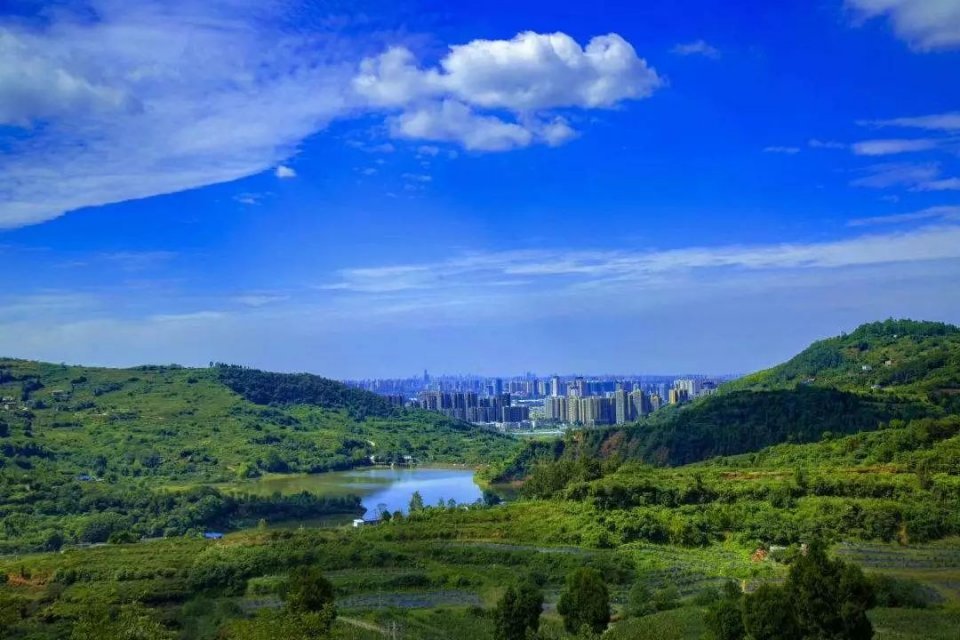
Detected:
[493,580,543,640]
[705,582,745,640]
[283,567,336,617]
[557,568,610,635]
[742,584,800,640]
[787,544,874,640]
[409,490,424,512]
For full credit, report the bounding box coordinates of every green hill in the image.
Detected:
[493,320,960,480]
[0,358,518,552]
[0,358,515,481]
[725,319,960,411]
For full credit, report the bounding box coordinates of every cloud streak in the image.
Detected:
[321,224,960,295]
[0,0,356,228]
[670,40,720,58]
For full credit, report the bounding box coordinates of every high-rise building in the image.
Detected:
[650,393,663,411]
[501,406,529,422]
[674,379,702,399]
[629,389,647,418]
[550,375,561,397]
[614,388,629,425]
[574,377,586,397]
[493,378,504,396]
[567,395,581,423]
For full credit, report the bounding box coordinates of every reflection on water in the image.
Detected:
[248,467,486,521]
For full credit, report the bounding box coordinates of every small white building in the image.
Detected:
[352,519,366,528]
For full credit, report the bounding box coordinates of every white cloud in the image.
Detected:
[847,0,960,50]
[0,0,353,228]
[416,145,440,157]
[0,16,662,227]
[858,111,960,131]
[671,40,720,58]
[809,139,848,149]
[915,177,960,191]
[233,294,289,307]
[848,205,960,226]
[763,146,801,154]
[402,173,432,183]
[851,138,940,155]
[354,31,662,151]
[389,100,534,151]
[322,224,960,294]
[850,162,941,188]
[274,165,297,179]
[234,193,263,206]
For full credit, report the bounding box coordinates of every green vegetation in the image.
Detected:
[0,358,518,553]
[727,319,960,409]
[0,320,958,639]
[492,320,959,478]
[706,543,876,640]
[557,567,610,635]
[493,579,543,640]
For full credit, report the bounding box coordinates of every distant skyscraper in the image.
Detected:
[572,377,586,397]
[614,388,629,425]
[550,375,561,397]
[493,378,504,396]
[629,389,647,418]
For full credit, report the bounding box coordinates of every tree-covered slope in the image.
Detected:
[725,319,960,411]
[0,358,519,552]
[0,358,517,482]
[493,320,960,479]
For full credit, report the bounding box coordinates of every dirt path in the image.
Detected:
[339,616,388,635]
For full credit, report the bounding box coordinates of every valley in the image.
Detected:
[1,320,959,639]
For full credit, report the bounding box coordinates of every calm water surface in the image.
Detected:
[247,467,484,521]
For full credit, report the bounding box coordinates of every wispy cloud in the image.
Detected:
[848,205,960,226]
[763,146,801,154]
[857,112,960,131]
[232,294,290,307]
[846,0,960,51]
[0,0,356,228]
[851,138,940,155]
[809,139,848,150]
[850,162,941,188]
[671,40,720,58]
[0,7,661,228]
[321,224,960,295]
[914,177,960,191]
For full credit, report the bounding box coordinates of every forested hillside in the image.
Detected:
[493,320,960,481]
[726,319,960,411]
[0,358,518,552]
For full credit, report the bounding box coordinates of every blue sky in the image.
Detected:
[1,0,959,377]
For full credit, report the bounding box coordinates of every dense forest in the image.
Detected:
[215,365,396,419]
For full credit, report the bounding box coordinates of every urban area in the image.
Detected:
[346,371,735,431]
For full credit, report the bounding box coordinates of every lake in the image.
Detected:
[243,466,486,521]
